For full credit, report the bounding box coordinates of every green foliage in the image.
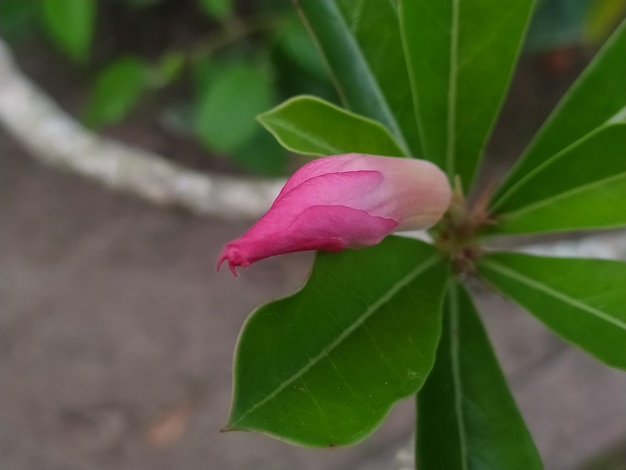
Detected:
[294,0,535,189]
[492,22,626,205]
[416,283,542,470]
[0,0,38,43]
[258,96,406,157]
[11,0,626,464]
[295,0,418,157]
[227,2,626,467]
[401,0,535,188]
[228,237,448,446]
[40,0,96,64]
[199,0,233,21]
[20,1,332,176]
[83,57,150,128]
[491,123,626,234]
[479,253,626,369]
[231,128,287,177]
[525,0,589,52]
[586,0,626,42]
[194,62,272,153]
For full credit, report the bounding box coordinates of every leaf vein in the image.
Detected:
[481,259,626,330]
[232,255,439,424]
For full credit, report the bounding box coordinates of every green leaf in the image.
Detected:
[400,0,535,188]
[40,0,96,64]
[0,0,38,43]
[150,51,185,88]
[274,15,327,81]
[417,283,542,470]
[585,0,626,43]
[194,63,272,153]
[228,237,448,446]
[478,252,626,369]
[524,0,588,52]
[295,0,418,156]
[231,129,287,177]
[494,20,626,203]
[83,57,150,128]
[198,0,232,21]
[258,96,406,157]
[200,0,233,21]
[489,123,626,235]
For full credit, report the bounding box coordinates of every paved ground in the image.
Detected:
[1,135,625,470]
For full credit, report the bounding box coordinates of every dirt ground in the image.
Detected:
[1,13,626,468]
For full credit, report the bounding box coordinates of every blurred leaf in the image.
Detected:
[490,123,626,235]
[192,57,215,90]
[83,57,150,128]
[117,0,166,8]
[416,283,542,470]
[40,0,96,64]
[524,0,589,52]
[194,62,272,153]
[150,51,185,88]
[478,252,626,369]
[0,0,38,43]
[271,34,336,104]
[586,0,626,43]
[199,0,232,21]
[296,0,418,156]
[232,129,287,177]
[258,95,406,157]
[274,16,327,80]
[400,0,535,188]
[228,237,448,446]
[493,21,626,204]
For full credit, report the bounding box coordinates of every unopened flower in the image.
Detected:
[217,154,451,275]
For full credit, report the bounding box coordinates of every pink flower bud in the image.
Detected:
[218,154,451,275]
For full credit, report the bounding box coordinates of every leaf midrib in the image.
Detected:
[261,118,342,155]
[231,254,440,425]
[446,0,460,177]
[499,172,626,221]
[449,284,470,470]
[481,259,626,330]
[323,0,410,154]
[493,123,625,211]
[492,22,626,204]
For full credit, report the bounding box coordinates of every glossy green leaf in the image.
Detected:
[400,0,535,188]
[83,57,150,128]
[194,63,272,153]
[199,0,232,21]
[258,96,406,157]
[228,237,448,446]
[417,283,542,470]
[494,20,626,203]
[489,123,626,235]
[478,252,626,369]
[295,0,418,156]
[40,0,96,63]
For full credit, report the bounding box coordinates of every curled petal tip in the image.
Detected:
[217,245,248,277]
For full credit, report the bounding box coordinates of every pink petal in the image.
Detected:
[217,205,397,275]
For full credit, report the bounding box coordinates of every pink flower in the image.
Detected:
[217,154,451,275]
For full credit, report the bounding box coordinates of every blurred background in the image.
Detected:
[1,0,625,469]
